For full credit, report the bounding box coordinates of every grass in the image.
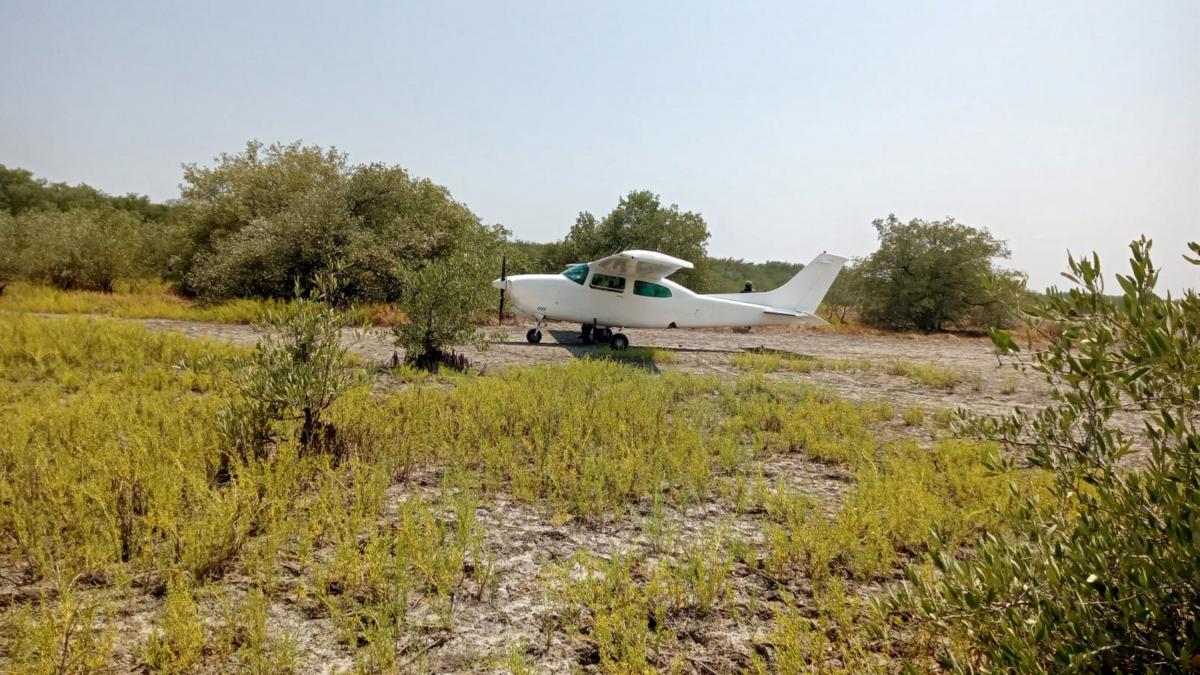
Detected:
[0,312,1036,672]
[730,348,982,391]
[0,279,399,325]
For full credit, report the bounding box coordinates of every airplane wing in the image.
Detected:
[590,250,694,280]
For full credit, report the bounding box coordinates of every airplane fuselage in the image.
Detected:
[497,271,813,329]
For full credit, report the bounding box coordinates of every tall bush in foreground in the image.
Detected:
[890,238,1200,672]
[392,250,493,370]
[221,275,365,466]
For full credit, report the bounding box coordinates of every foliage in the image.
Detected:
[891,238,1200,672]
[0,163,176,221]
[221,277,366,462]
[857,214,1018,331]
[730,349,975,391]
[9,208,144,292]
[705,257,804,294]
[391,246,494,369]
[820,261,864,323]
[178,140,503,303]
[546,190,711,289]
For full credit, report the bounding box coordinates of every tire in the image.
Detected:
[609,333,629,350]
[526,328,542,344]
[580,324,593,344]
[597,328,613,342]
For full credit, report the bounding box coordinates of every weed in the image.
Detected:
[902,405,925,426]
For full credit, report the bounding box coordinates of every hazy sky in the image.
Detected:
[2,0,1197,291]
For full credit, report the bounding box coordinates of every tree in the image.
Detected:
[705,258,805,294]
[857,215,1014,331]
[0,163,177,222]
[179,141,502,303]
[391,244,494,370]
[19,208,142,292]
[819,261,863,323]
[549,190,711,289]
[891,238,1200,672]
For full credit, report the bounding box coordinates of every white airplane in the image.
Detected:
[493,249,847,349]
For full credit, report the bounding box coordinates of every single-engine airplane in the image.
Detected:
[493,250,847,349]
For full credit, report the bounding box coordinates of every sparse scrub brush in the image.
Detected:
[220,272,367,467]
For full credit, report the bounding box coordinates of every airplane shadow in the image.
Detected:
[496,328,666,373]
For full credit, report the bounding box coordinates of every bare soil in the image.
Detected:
[20,315,1078,673]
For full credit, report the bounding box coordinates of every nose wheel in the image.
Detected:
[526,328,542,344]
[609,332,629,350]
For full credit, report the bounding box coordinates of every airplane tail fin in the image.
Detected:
[752,253,848,314]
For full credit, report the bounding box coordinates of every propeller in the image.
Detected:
[497,255,507,325]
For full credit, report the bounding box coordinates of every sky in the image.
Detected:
[2,0,1198,291]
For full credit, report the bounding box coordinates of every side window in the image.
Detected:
[562,263,589,285]
[633,280,672,298]
[589,273,626,292]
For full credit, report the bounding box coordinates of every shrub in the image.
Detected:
[391,248,494,370]
[18,208,142,292]
[220,276,366,464]
[890,238,1200,672]
[178,141,503,303]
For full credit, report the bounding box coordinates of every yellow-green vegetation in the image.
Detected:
[0,312,1031,672]
[0,280,394,325]
[731,348,979,391]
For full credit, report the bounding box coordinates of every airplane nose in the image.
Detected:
[491,278,509,291]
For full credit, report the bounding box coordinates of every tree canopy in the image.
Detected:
[177,141,504,304]
[546,190,711,290]
[857,215,1018,331]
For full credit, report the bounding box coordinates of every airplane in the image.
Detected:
[492,249,847,349]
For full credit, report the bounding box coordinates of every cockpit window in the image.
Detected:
[589,273,626,292]
[633,280,672,298]
[562,263,589,285]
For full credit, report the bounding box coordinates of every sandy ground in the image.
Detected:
[134,317,1042,421]
[17,315,1069,673]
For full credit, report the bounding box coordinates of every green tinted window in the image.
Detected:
[633,280,672,298]
[562,263,589,285]
[589,273,626,292]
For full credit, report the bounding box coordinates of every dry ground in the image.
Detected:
[13,315,1061,673]
[131,317,1041,420]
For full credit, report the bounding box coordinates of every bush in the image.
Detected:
[179,141,503,303]
[890,238,1200,672]
[220,276,366,465]
[391,248,494,370]
[858,215,1020,331]
[16,208,142,292]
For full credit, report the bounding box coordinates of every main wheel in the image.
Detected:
[580,324,593,344]
[526,328,542,344]
[597,327,613,342]
[609,333,629,350]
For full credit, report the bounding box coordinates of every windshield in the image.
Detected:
[562,263,589,285]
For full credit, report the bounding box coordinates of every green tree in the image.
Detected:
[819,261,864,323]
[0,163,177,222]
[550,190,711,289]
[891,238,1200,672]
[704,258,805,294]
[19,208,142,292]
[179,141,501,303]
[857,215,1014,331]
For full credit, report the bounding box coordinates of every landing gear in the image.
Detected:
[596,327,613,343]
[609,332,629,350]
[580,323,593,344]
[526,328,542,344]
